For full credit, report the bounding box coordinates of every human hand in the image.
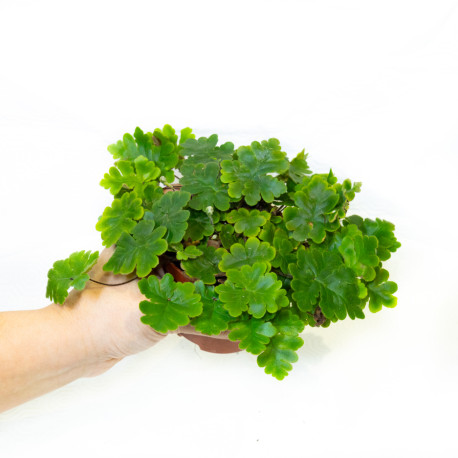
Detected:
[58,247,232,377]
[56,247,167,377]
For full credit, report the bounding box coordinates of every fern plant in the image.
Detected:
[46,125,400,380]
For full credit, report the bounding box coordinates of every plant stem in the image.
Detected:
[89,277,138,286]
[271,269,293,279]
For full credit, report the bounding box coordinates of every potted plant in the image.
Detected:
[45,125,400,380]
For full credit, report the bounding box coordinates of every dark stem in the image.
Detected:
[272,268,293,279]
[89,277,138,286]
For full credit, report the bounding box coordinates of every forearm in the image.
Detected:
[0,304,102,413]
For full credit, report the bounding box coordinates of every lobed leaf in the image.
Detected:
[257,333,304,380]
[100,156,161,198]
[228,318,277,355]
[221,139,288,205]
[181,134,234,166]
[138,273,203,333]
[346,215,401,261]
[145,190,190,243]
[184,210,214,241]
[102,220,168,277]
[107,127,153,161]
[176,245,204,261]
[284,175,340,243]
[190,281,234,335]
[288,150,311,183]
[46,251,99,304]
[226,208,270,237]
[180,162,230,211]
[215,263,288,318]
[181,245,223,284]
[289,246,363,320]
[366,268,398,312]
[95,192,144,247]
[219,237,276,272]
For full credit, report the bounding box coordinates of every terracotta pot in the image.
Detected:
[165,263,241,354]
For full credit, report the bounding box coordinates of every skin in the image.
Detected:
[0,247,228,413]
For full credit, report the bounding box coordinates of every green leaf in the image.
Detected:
[107,127,153,161]
[181,134,234,166]
[146,124,181,174]
[284,175,340,243]
[190,281,233,335]
[271,309,305,336]
[219,224,238,249]
[184,210,214,241]
[257,333,304,380]
[272,233,296,274]
[46,251,99,304]
[219,237,276,272]
[176,245,203,261]
[361,217,401,261]
[221,139,288,205]
[215,263,288,318]
[288,150,311,183]
[179,127,195,145]
[100,156,161,198]
[180,162,230,211]
[289,246,362,320]
[153,124,178,145]
[259,221,277,245]
[102,220,168,277]
[146,190,190,243]
[338,231,379,281]
[181,245,223,284]
[366,268,398,312]
[138,273,203,333]
[96,192,144,247]
[228,318,277,355]
[226,208,270,237]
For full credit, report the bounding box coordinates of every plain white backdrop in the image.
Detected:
[1,0,457,457]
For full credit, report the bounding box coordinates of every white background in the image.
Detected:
[1,0,457,457]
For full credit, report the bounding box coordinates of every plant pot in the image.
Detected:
[164,262,242,354]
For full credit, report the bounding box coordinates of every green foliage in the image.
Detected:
[138,274,203,333]
[181,245,223,284]
[215,263,288,318]
[228,318,277,354]
[100,156,161,198]
[176,245,203,261]
[96,192,144,247]
[357,216,401,261]
[257,333,304,380]
[181,134,234,166]
[145,190,190,243]
[180,162,230,211]
[221,139,288,205]
[331,224,380,281]
[226,208,270,237]
[102,220,168,277]
[184,210,214,241]
[286,150,311,183]
[219,237,276,272]
[366,268,398,312]
[107,127,153,161]
[47,124,400,380]
[284,175,340,243]
[190,281,234,335]
[290,246,363,320]
[46,251,99,304]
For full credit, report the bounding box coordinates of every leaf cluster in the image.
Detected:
[45,125,400,380]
